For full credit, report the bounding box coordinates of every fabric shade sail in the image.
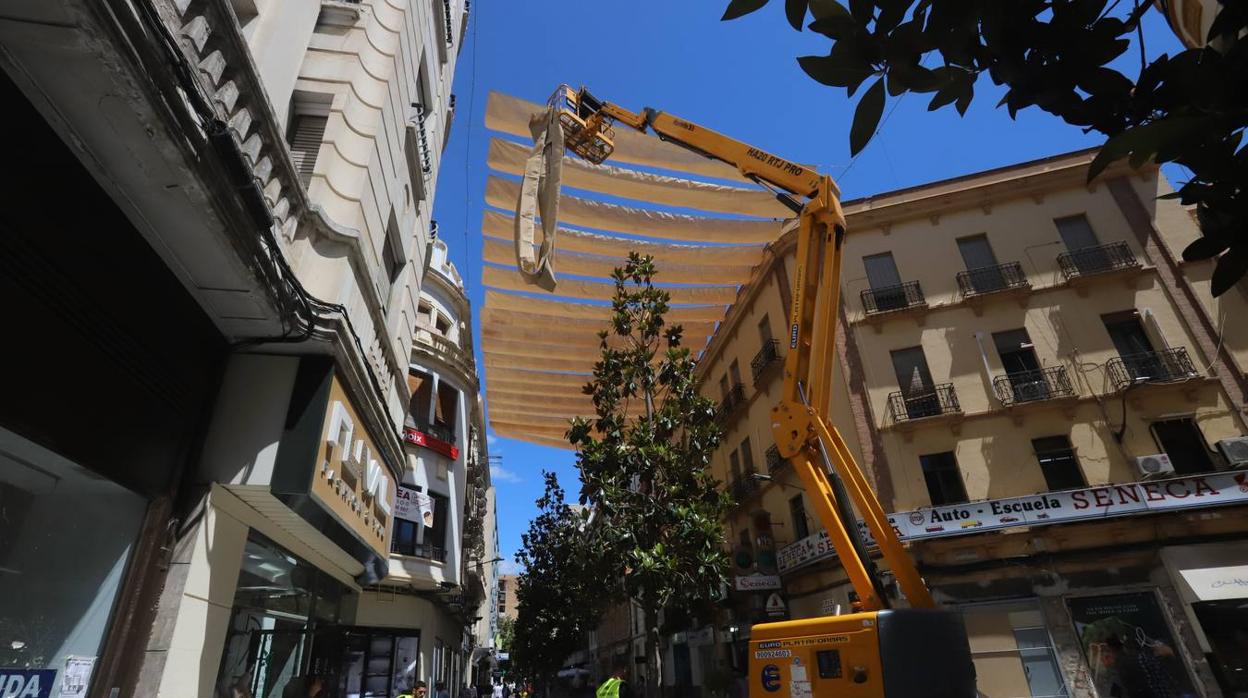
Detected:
[481,91,790,448]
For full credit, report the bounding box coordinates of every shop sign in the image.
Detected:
[1067,592,1197,697]
[315,375,397,557]
[779,472,1248,573]
[0,669,55,698]
[819,597,839,616]
[1177,565,1248,601]
[403,426,460,460]
[394,484,435,526]
[734,573,782,592]
[764,593,787,619]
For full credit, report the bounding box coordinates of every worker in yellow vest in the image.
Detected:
[595,666,632,698]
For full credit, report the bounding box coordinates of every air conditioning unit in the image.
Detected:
[1216,436,1248,466]
[1135,453,1175,478]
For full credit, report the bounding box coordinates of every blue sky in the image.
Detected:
[430,1,1187,571]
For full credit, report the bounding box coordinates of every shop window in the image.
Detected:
[1067,592,1197,697]
[960,601,1066,698]
[1151,417,1215,474]
[1031,436,1086,491]
[789,494,809,540]
[1192,600,1248,694]
[0,429,147,692]
[919,451,968,506]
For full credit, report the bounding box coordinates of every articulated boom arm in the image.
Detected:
[551,85,935,613]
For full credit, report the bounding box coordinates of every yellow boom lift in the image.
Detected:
[549,85,977,698]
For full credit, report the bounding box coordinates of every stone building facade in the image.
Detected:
[0,0,472,695]
[697,151,1248,697]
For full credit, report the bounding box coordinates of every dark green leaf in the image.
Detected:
[1182,235,1231,262]
[808,15,859,40]
[850,77,886,155]
[1212,246,1248,297]
[785,0,808,30]
[722,0,770,21]
[797,48,873,88]
[848,0,873,23]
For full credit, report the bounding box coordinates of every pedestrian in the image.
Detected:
[396,680,428,698]
[491,681,504,698]
[435,682,450,698]
[595,665,631,698]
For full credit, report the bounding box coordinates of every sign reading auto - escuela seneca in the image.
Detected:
[779,471,1248,573]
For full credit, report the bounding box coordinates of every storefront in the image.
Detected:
[1163,542,1248,696]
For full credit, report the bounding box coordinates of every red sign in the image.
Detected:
[403,427,460,459]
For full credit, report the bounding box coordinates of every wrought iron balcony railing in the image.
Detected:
[716,383,747,425]
[956,262,1029,298]
[1106,348,1197,391]
[993,366,1076,406]
[765,444,789,474]
[887,383,961,423]
[861,280,925,315]
[1057,241,1139,280]
[751,339,781,385]
[729,470,761,503]
[410,419,457,445]
[407,543,448,563]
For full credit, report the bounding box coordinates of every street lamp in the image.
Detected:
[750,472,805,491]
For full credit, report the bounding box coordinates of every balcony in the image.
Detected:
[405,542,448,563]
[414,320,475,376]
[716,383,747,426]
[729,470,761,504]
[411,420,456,444]
[751,339,782,386]
[956,262,1029,299]
[861,280,925,315]
[1057,241,1140,281]
[887,384,961,424]
[1106,348,1198,391]
[765,445,789,474]
[993,366,1076,406]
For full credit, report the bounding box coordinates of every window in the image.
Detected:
[993,329,1040,375]
[287,113,328,188]
[758,314,772,343]
[1151,417,1215,474]
[1103,310,1155,358]
[864,252,907,311]
[407,370,432,428]
[1031,436,1086,490]
[719,374,730,400]
[426,492,449,550]
[729,359,743,387]
[919,452,967,505]
[738,528,751,550]
[1055,214,1099,251]
[958,234,1007,294]
[789,495,809,540]
[382,216,404,285]
[729,450,742,484]
[434,382,459,434]
[393,518,419,556]
[961,601,1068,698]
[739,437,755,473]
[891,346,941,419]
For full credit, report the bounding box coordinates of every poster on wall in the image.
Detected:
[1067,592,1198,698]
[394,485,434,526]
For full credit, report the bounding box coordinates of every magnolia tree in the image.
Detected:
[724,0,1248,295]
[569,253,730,698]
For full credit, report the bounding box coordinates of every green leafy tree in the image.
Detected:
[569,253,730,698]
[495,616,515,652]
[512,473,603,686]
[723,0,1248,295]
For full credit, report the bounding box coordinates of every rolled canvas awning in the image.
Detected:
[481,91,790,449]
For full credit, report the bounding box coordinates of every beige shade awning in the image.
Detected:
[481,91,791,449]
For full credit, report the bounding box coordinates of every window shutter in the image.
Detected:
[289,115,328,188]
